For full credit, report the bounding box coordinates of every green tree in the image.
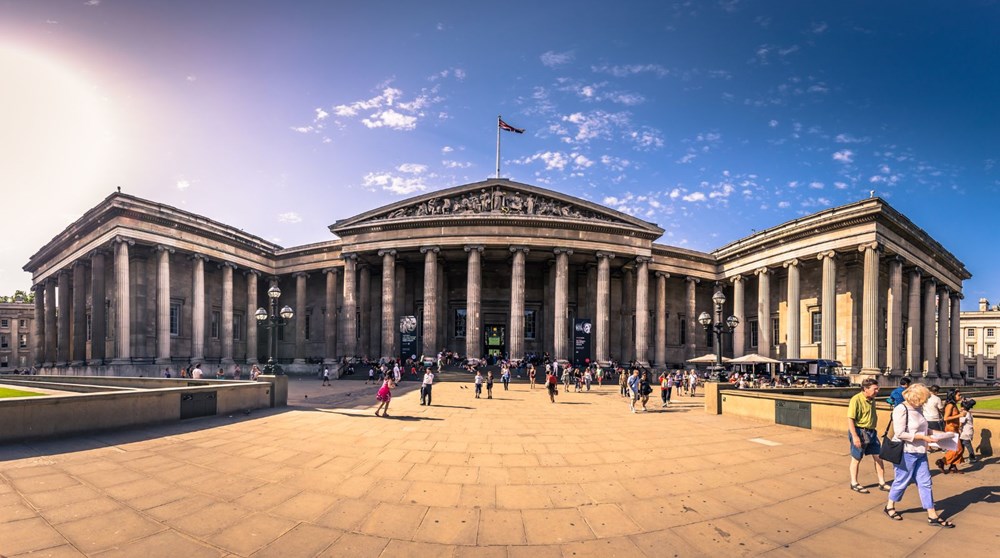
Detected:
[0,289,34,303]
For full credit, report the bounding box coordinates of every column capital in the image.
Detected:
[292,271,309,279]
[635,256,652,264]
[909,266,924,277]
[553,248,573,256]
[755,267,770,276]
[924,276,938,287]
[783,259,799,268]
[155,245,175,254]
[189,253,209,263]
[951,291,964,301]
[730,274,744,284]
[509,245,530,254]
[113,235,134,247]
[816,250,836,261]
[937,284,951,295]
[655,271,670,279]
[464,244,484,253]
[244,269,262,277]
[72,259,88,270]
[685,276,700,284]
[420,246,441,254]
[88,248,109,258]
[32,282,45,293]
[377,249,397,257]
[888,254,905,265]
[323,267,340,275]
[341,252,358,261]
[218,261,237,270]
[595,251,616,261]
[858,241,881,253]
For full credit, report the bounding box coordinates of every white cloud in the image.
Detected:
[442,160,472,169]
[541,50,574,67]
[315,108,328,121]
[83,0,100,5]
[682,191,707,202]
[835,133,869,143]
[833,149,854,163]
[362,172,427,195]
[591,63,668,77]
[629,128,664,150]
[768,119,779,128]
[290,126,313,133]
[397,163,427,174]
[834,181,849,189]
[277,211,302,223]
[176,179,190,191]
[809,181,824,189]
[331,85,438,131]
[441,146,454,153]
[778,201,791,208]
[362,109,418,130]
[676,153,696,164]
[185,75,197,82]
[811,22,829,34]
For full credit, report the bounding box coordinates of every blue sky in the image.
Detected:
[1,1,997,307]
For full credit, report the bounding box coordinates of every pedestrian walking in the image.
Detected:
[322,367,331,386]
[374,378,395,417]
[420,368,434,406]
[546,369,559,403]
[627,369,641,413]
[848,378,889,493]
[937,389,967,474]
[486,370,494,399]
[501,366,510,391]
[960,398,977,463]
[474,370,484,398]
[619,368,628,397]
[528,364,537,389]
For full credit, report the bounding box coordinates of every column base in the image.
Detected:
[860,367,881,377]
[155,358,171,365]
[247,358,259,365]
[110,358,131,366]
[293,358,306,365]
[323,358,337,365]
[70,360,86,367]
[190,357,205,365]
[221,358,235,365]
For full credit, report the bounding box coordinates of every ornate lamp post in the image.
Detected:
[698,289,739,379]
[254,283,294,375]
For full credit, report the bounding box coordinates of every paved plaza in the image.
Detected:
[1,377,998,557]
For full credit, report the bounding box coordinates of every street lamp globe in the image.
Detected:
[254,307,268,322]
[712,290,726,307]
[698,312,712,327]
[267,285,282,299]
[279,305,294,320]
[726,315,740,329]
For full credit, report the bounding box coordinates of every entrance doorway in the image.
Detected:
[484,324,506,360]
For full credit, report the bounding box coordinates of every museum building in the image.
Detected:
[23,179,973,383]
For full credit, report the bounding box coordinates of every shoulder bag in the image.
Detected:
[879,407,908,465]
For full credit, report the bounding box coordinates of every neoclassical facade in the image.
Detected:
[24,179,970,382]
[959,299,1000,384]
[0,301,34,370]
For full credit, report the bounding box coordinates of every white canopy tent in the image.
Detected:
[729,353,782,377]
[686,354,732,364]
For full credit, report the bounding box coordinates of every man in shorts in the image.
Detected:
[847,378,889,493]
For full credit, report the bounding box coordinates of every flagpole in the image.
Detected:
[496,115,501,179]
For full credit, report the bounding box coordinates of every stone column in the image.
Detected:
[342,254,358,358]
[294,271,308,364]
[756,267,771,356]
[818,251,837,361]
[379,250,397,360]
[553,248,572,362]
[421,246,440,358]
[596,252,614,366]
[246,270,260,364]
[509,246,529,361]
[190,254,207,364]
[685,277,699,361]
[634,256,651,366]
[937,286,950,377]
[860,242,881,375]
[783,261,800,359]
[218,262,234,365]
[585,264,597,326]
[71,261,87,365]
[622,267,635,363]
[33,283,45,366]
[465,245,483,361]
[655,271,668,366]
[90,250,107,363]
[922,277,937,376]
[907,268,922,375]
[950,292,962,378]
[57,270,70,365]
[155,246,173,365]
[324,268,339,364]
[732,275,745,358]
[113,237,133,364]
[886,257,903,375]
[44,279,56,366]
[358,263,371,358]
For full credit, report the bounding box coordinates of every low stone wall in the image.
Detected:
[704,382,999,458]
[0,375,288,443]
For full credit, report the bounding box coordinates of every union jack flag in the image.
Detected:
[498,118,525,134]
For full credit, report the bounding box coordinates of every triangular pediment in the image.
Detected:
[331,179,664,238]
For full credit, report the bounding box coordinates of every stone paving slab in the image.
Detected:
[1,376,998,557]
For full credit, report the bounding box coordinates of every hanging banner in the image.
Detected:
[573,318,593,366]
[399,315,418,361]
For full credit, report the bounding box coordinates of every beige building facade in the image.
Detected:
[959,299,1000,385]
[0,301,34,371]
[23,179,970,382]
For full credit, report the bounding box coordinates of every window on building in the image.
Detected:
[988,365,996,380]
[524,310,536,340]
[86,313,92,341]
[19,334,27,348]
[0,334,7,348]
[170,302,181,336]
[988,328,995,338]
[0,319,7,328]
[304,312,311,340]
[1,356,7,368]
[811,312,822,344]
[901,320,908,349]
[772,317,780,346]
[748,319,759,347]
[987,345,995,359]
[19,319,26,328]
[211,311,220,339]
[233,313,243,341]
[678,315,686,345]
[967,345,976,359]
[455,309,467,338]
[967,328,975,338]
[968,364,977,378]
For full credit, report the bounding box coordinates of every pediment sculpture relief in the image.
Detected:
[373,186,617,223]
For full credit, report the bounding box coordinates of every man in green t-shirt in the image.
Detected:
[847,378,888,493]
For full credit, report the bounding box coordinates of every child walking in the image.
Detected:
[960,398,978,463]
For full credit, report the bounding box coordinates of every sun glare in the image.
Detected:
[0,44,118,203]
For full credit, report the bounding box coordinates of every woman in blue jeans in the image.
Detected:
[883,383,955,527]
